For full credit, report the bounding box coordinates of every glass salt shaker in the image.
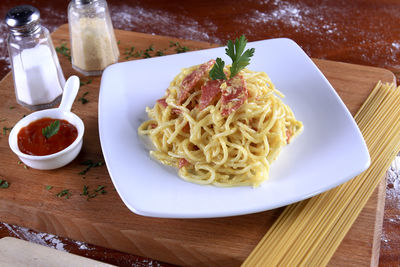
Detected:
[5,5,65,111]
[68,0,119,76]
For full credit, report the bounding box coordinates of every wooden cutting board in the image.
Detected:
[0,24,393,266]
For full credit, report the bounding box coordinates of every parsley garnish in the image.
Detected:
[209,58,227,80]
[2,126,12,135]
[9,106,15,109]
[80,79,92,87]
[78,92,89,104]
[0,179,9,189]
[81,185,106,200]
[46,185,53,190]
[81,185,89,196]
[56,189,71,199]
[124,46,136,59]
[42,120,60,139]
[79,160,104,175]
[210,35,255,80]
[169,41,190,53]
[55,42,71,61]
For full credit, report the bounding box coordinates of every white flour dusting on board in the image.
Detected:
[2,223,66,251]
[110,5,221,43]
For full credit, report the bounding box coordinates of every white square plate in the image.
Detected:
[99,38,370,218]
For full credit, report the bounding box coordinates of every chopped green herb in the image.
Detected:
[143,45,155,58]
[156,50,164,56]
[87,193,97,200]
[9,106,15,109]
[42,120,60,139]
[17,161,22,165]
[79,160,104,175]
[56,189,71,199]
[176,45,189,53]
[170,41,190,53]
[55,43,71,61]
[23,165,28,169]
[169,41,179,47]
[81,185,89,196]
[95,185,105,192]
[124,46,137,59]
[80,79,92,87]
[117,40,121,45]
[2,126,12,135]
[78,91,89,104]
[46,185,53,190]
[0,179,9,189]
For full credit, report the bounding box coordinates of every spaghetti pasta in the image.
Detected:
[138,61,303,187]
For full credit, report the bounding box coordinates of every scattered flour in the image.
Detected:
[110,5,221,44]
[2,223,66,252]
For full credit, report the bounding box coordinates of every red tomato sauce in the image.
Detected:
[18,117,78,156]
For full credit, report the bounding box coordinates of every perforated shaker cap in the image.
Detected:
[73,0,98,5]
[5,5,40,35]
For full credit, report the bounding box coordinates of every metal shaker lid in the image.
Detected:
[5,5,40,35]
[73,0,98,5]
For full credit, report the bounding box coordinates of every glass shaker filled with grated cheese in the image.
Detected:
[5,5,65,110]
[68,0,119,76]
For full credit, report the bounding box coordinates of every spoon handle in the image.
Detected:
[58,75,80,112]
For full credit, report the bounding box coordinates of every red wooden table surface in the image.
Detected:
[1,0,400,266]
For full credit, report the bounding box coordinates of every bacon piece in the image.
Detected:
[182,123,190,133]
[178,59,216,104]
[178,158,189,169]
[156,98,168,108]
[221,75,248,116]
[199,79,223,110]
[171,108,182,115]
[286,129,293,144]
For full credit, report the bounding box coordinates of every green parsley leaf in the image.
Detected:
[226,35,255,78]
[79,160,104,175]
[209,35,255,80]
[42,120,60,139]
[81,185,89,196]
[0,179,9,189]
[78,92,89,104]
[46,185,53,190]
[55,43,71,61]
[3,126,12,135]
[169,41,190,53]
[95,185,105,192]
[56,189,71,199]
[209,58,227,80]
